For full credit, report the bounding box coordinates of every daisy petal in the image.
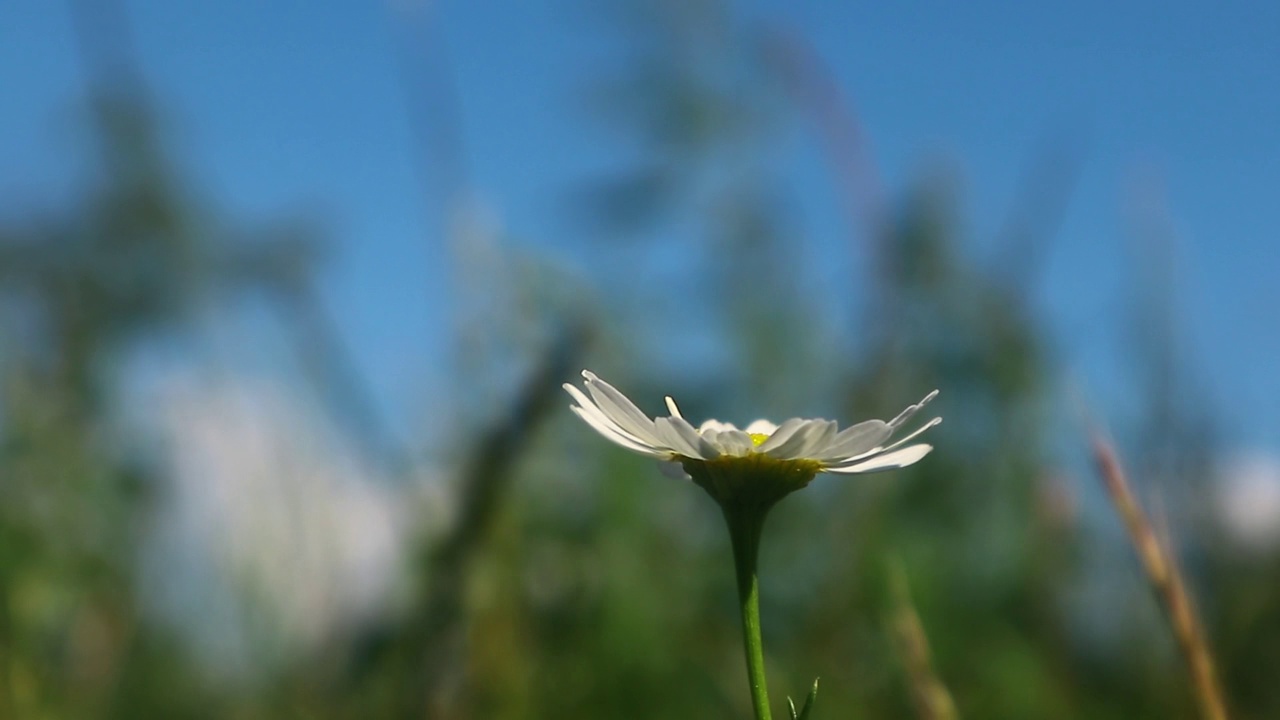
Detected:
[887,390,940,429]
[760,420,822,459]
[570,406,669,458]
[653,417,700,458]
[789,420,837,460]
[818,420,892,461]
[755,418,807,454]
[744,419,778,435]
[564,384,654,447]
[714,429,755,457]
[582,371,663,445]
[824,418,942,467]
[664,396,683,419]
[878,417,943,454]
[655,417,721,460]
[666,416,722,459]
[698,428,723,447]
[826,444,933,474]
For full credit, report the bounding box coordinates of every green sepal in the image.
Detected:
[682,454,821,509]
[787,677,819,720]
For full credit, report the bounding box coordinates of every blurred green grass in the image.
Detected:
[3,2,1279,719]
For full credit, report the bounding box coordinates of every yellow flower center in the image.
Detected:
[749,433,769,447]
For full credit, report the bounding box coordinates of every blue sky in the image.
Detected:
[2,1,1278,455]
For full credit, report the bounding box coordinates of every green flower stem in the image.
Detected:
[723,502,774,720]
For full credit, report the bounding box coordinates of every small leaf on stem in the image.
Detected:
[788,678,819,720]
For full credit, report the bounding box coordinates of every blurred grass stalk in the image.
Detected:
[888,561,959,720]
[1090,432,1229,720]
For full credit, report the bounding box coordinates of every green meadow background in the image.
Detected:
[3,2,1279,718]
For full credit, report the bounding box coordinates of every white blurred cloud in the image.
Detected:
[140,371,411,680]
[1215,451,1280,553]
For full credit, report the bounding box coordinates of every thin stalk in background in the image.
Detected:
[1090,431,1229,720]
[888,562,959,720]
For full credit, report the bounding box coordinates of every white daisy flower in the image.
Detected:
[564,370,940,506]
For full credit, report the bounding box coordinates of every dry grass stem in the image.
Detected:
[1090,432,1229,720]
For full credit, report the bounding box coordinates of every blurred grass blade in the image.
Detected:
[888,562,959,720]
[1090,430,1230,720]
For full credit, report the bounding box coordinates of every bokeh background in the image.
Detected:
[3,1,1280,718]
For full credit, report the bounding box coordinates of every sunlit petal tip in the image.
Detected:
[563,384,603,418]
[581,376,663,445]
[880,416,943,453]
[562,382,582,402]
[888,390,940,429]
[744,419,778,435]
[664,396,683,419]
